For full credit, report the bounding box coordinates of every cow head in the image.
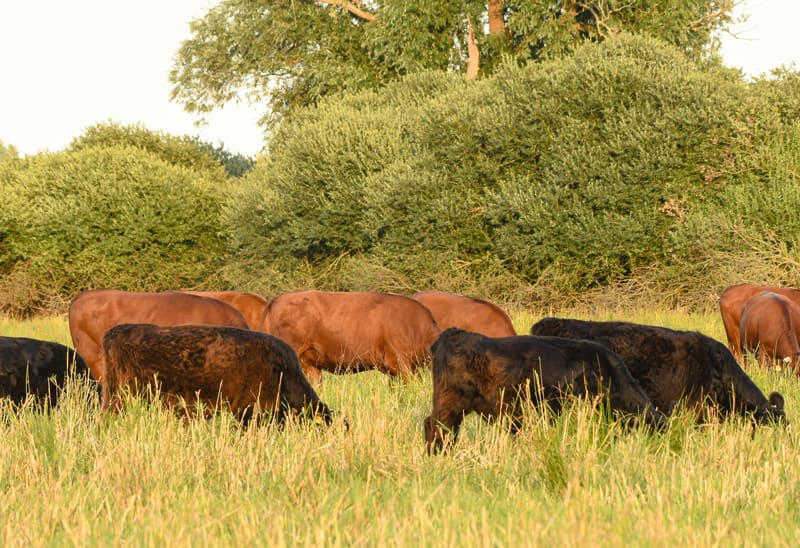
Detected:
[753,391,787,425]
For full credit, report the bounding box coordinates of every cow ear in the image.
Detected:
[769,392,785,410]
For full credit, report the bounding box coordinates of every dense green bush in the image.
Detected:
[227,34,768,298]
[0,146,228,315]
[70,122,252,179]
[3,35,800,314]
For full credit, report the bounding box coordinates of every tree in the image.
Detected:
[0,140,19,161]
[225,34,754,294]
[70,122,253,179]
[170,0,736,130]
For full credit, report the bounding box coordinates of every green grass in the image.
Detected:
[1,311,799,545]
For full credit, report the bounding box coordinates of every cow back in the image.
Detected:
[412,290,516,337]
[101,323,331,425]
[425,328,665,452]
[264,290,440,377]
[0,336,91,405]
[177,290,268,330]
[719,284,800,357]
[69,289,250,381]
[530,317,784,423]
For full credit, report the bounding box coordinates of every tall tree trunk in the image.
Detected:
[488,0,505,37]
[466,17,479,79]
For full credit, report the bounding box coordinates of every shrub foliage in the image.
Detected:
[2,35,800,314]
[0,145,228,315]
[228,34,800,302]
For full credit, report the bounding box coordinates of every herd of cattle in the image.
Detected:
[0,283,796,453]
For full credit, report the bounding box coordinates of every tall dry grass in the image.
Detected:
[1,312,798,545]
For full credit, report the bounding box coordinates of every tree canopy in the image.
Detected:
[170,0,737,131]
[0,140,19,161]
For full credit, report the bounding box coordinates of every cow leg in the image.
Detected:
[100,383,124,414]
[723,320,742,360]
[424,411,464,455]
[473,396,524,434]
[382,347,414,383]
[774,335,800,372]
[79,340,104,381]
[301,365,323,385]
[425,388,470,454]
[294,344,324,384]
[755,347,772,368]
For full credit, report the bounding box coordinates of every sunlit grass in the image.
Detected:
[1,311,799,544]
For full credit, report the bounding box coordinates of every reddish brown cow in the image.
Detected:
[719,284,800,359]
[261,290,440,383]
[69,289,249,381]
[740,291,800,369]
[177,290,268,330]
[411,290,516,338]
[101,323,336,426]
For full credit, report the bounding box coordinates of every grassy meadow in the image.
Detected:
[2,309,800,546]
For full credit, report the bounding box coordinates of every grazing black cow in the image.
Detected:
[530,317,786,424]
[101,323,338,427]
[423,328,666,454]
[0,336,92,406]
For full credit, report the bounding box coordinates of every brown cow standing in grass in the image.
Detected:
[424,328,666,454]
[740,291,800,370]
[530,317,786,425]
[101,323,336,426]
[177,290,268,330]
[261,290,440,383]
[411,290,516,337]
[719,284,800,359]
[69,289,249,381]
[0,336,95,406]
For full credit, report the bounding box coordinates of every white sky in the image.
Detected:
[719,0,799,76]
[0,1,798,158]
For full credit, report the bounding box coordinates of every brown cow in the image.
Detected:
[177,290,268,330]
[411,290,516,337]
[719,284,800,359]
[740,291,800,369]
[424,328,666,454]
[530,317,786,425]
[261,290,440,383]
[101,323,336,426]
[69,289,249,381]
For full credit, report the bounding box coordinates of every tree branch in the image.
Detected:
[317,0,377,23]
[572,1,635,39]
[466,16,479,79]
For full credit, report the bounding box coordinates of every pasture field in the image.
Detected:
[2,310,800,546]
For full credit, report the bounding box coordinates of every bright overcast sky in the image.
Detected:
[1,1,798,158]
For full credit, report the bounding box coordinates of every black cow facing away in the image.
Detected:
[101,323,338,427]
[0,336,92,406]
[424,328,666,454]
[530,317,786,425]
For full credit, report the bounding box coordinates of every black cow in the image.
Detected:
[530,317,786,424]
[0,336,92,406]
[423,328,666,454]
[101,323,339,427]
